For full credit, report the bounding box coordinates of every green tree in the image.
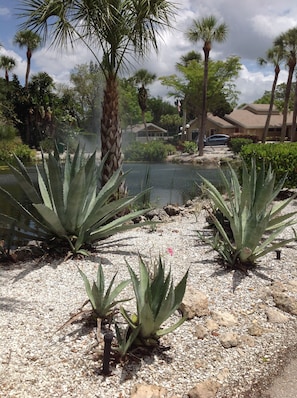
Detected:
[13,30,41,89]
[70,62,104,137]
[274,28,297,141]
[258,44,284,143]
[0,55,16,83]
[186,16,228,155]
[131,68,156,141]
[19,0,176,185]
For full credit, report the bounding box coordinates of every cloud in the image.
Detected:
[0,7,9,16]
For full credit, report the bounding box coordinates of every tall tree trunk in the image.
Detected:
[198,47,209,156]
[262,65,280,143]
[25,49,32,90]
[281,62,295,141]
[101,73,122,186]
[291,80,297,141]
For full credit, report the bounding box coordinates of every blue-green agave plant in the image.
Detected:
[199,158,297,267]
[0,145,151,255]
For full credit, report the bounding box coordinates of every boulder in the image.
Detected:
[180,286,209,319]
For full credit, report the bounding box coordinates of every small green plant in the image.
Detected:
[124,141,175,161]
[228,137,253,154]
[183,141,197,155]
[120,254,188,347]
[198,158,297,268]
[77,263,131,319]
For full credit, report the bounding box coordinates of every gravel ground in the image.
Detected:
[1,199,297,397]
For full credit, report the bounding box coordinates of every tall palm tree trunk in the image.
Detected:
[101,73,122,185]
[262,65,280,143]
[25,49,32,89]
[199,47,209,156]
[281,63,295,141]
[291,79,297,141]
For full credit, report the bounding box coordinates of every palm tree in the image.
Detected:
[13,30,41,89]
[0,55,16,83]
[18,0,176,185]
[274,28,297,141]
[186,15,228,156]
[258,45,284,143]
[132,68,156,141]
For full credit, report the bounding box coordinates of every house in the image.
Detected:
[187,104,295,141]
[128,122,168,143]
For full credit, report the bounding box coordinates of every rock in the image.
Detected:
[247,322,265,337]
[188,379,220,398]
[205,319,219,332]
[270,280,297,316]
[211,310,237,327]
[180,286,209,319]
[130,383,169,398]
[146,208,169,221]
[219,332,239,348]
[266,307,289,323]
[195,324,208,339]
[163,204,181,216]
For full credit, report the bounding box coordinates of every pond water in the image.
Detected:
[0,161,224,248]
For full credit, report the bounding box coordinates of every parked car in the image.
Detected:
[204,134,230,146]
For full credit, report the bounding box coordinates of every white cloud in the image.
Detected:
[0,8,9,16]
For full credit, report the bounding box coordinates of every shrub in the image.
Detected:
[183,141,197,155]
[0,145,151,255]
[0,137,35,163]
[240,143,297,189]
[0,125,17,140]
[124,141,175,161]
[228,138,253,154]
[198,158,297,269]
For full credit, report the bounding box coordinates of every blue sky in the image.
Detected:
[1,0,297,106]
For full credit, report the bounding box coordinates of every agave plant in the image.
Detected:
[0,145,151,255]
[77,263,131,319]
[199,158,297,268]
[120,254,188,347]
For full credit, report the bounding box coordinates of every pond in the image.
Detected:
[0,161,225,248]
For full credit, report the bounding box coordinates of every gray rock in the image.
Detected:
[266,307,289,323]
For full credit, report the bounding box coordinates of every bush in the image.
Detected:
[228,138,253,154]
[183,141,197,155]
[0,137,35,163]
[0,125,17,140]
[124,141,176,161]
[240,143,297,189]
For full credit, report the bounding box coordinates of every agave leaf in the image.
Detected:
[77,267,97,309]
[65,167,87,232]
[36,166,53,210]
[47,154,65,220]
[33,204,67,236]
[156,315,187,337]
[0,187,50,231]
[7,162,41,204]
[114,321,141,356]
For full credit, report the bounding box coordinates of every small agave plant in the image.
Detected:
[0,144,151,255]
[199,158,297,268]
[119,254,188,349]
[77,263,131,320]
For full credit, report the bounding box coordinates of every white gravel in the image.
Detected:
[1,201,297,398]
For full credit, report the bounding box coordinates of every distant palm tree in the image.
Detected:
[14,30,41,89]
[258,45,284,143]
[274,28,297,141]
[0,55,16,83]
[18,0,176,185]
[132,68,156,141]
[186,15,228,156]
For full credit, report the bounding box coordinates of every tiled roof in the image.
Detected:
[130,123,167,133]
[224,109,293,129]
